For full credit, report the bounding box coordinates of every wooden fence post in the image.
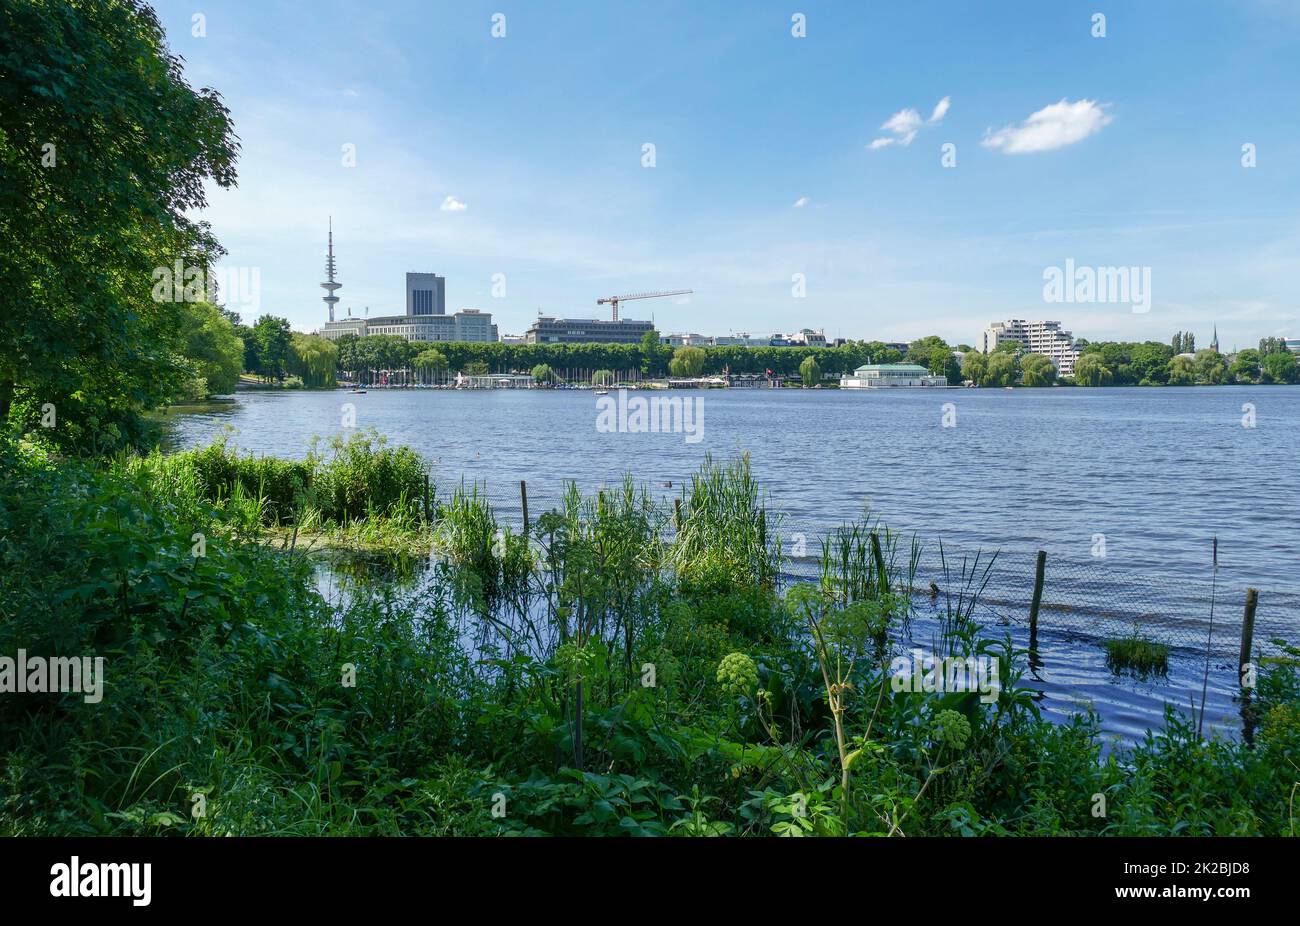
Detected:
[422,474,430,523]
[1239,588,1258,686]
[1028,550,1047,653]
[520,480,530,533]
[673,498,682,532]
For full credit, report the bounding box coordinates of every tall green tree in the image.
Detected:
[798,355,821,387]
[252,316,292,381]
[960,351,988,384]
[1193,348,1227,385]
[1262,350,1299,384]
[288,333,339,388]
[1020,353,1057,387]
[1073,353,1113,387]
[640,330,666,377]
[177,301,243,398]
[1167,355,1196,385]
[669,346,706,378]
[0,0,239,451]
[984,352,1020,386]
[1228,349,1261,384]
[413,348,448,385]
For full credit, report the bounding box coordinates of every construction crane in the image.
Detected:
[597,289,693,322]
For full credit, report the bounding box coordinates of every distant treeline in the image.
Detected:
[325,331,967,384]
[1069,338,1298,386]
[266,329,1300,388]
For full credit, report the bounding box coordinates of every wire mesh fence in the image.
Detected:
[445,477,1298,669]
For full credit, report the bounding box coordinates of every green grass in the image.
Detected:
[112,428,429,533]
[3,436,1298,837]
[1104,632,1170,677]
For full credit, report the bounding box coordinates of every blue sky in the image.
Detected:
[156,0,1300,348]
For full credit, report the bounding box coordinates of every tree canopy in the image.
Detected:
[0,0,239,452]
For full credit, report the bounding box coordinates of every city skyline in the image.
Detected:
[155,0,1300,348]
[304,221,1250,354]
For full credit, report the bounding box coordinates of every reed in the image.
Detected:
[1105,630,1170,678]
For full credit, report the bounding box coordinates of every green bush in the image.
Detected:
[4,438,1299,836]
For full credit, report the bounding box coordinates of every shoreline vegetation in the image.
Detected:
[232,331,1300,395]
[3,0,1297,840]
[3,433,1298,836]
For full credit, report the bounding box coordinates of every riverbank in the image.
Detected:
[2,435,1297,836]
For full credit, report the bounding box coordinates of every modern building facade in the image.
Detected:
[321,309,498,343]
[1284,337,1300,357]
[525,316,655,344]
[840,363,948,388]
[314,228,496,343]
[661,330,828,348]
[406,272,446,316]
[356,307,497,343]
[979,319,1081,377]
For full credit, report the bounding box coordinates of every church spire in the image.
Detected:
[1211,324,1219,353]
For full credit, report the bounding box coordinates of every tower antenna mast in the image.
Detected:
[321,217,342,322]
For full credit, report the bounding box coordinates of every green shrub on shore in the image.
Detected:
[114,429,428,530]
[3,436,1298,836]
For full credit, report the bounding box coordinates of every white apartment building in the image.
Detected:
[979,319,1081,377]
[788,328,828,347]
[661,332,712,347]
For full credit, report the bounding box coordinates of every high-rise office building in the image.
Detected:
[406,272,446,316]
[316,236,496,343]
[524,316,654,344]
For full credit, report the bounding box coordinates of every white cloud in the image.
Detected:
[792,196,809,208]
[440,195,468,212]
[981,98,1112,154]
[869,97,948,150]
[882,108,921,145]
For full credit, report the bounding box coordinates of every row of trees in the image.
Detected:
[1072,341,1298,386]
[958,338,1300,388]
[208,321,1300,394]
[320,331,975,386]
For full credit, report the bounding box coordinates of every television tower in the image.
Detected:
[321,217,341,322]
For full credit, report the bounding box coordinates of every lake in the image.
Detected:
[163,385,1300,741]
